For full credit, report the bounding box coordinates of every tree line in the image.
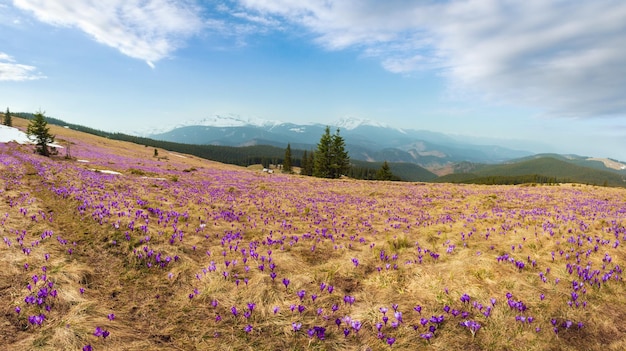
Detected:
[9,112,398,181]
[282,126,397,181]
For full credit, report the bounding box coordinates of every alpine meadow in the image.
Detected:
[1,117,626,351]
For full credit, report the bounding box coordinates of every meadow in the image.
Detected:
[1,120,625,350]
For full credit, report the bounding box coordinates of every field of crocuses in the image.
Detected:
[1,122,626,350]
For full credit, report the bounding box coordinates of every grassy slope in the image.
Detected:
[436,157,625,186]
[2,119,626,350]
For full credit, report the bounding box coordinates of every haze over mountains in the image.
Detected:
[5,112,626,185]
[147,115,537,168]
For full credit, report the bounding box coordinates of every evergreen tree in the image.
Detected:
[26,110,55,157]
[306,150,315,176]
[314,126,333,178]
[301,150,308,175]
[3,107,12,127]
[261,157,270,169]
[376,161,394,180]
[283,143,293,173]
[330,128,350,178]
[313,127,350,179]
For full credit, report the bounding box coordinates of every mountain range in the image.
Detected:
[148,115,535,169]
[7,112,626,185]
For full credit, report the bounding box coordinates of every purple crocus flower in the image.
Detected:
[394,311,403,323]
[282,278,290,289]
[297,290,306,301]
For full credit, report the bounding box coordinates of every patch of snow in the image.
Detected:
[0,125,32,144]
[90,169,122,175]
[168,153,187,158]
[0,125,64,148]
[141,176,167,181]
[289,127,306,133]
[77,159,90,163]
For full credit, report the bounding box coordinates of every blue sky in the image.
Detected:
[1,0,625,160]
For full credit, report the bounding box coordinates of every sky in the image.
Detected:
[1,0,625,160]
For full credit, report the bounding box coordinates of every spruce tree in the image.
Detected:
[376,161,394,180]
[26,110,55,157]
[313,127,350,179]
[3,107,12,127]
[314,126,333,178]
[330,128,349,178]
[283,143,293,173]
[306,150,314,176]
[301,150,308,175]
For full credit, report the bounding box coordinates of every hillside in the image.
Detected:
[511,154,626,175]
[435,157,626,187]
[146,116,532,166]
[1,118,626,350]
[9,113,625,186]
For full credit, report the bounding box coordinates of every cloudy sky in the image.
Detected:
[1,0,625,159]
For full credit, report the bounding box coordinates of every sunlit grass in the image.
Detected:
[1,118,625,350]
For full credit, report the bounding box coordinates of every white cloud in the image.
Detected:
[0,52,45,81]
[232,0,626,119]
[12,0,203,65]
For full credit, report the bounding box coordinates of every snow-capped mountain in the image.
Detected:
[192,114,283,128]
[135,114,284,137]
[146,116,534,167]
[333,116,388,130]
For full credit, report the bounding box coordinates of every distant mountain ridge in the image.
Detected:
[147,116,533,169]
[435,156,626,186]
[9,112,626,186]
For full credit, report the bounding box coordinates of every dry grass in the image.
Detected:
[1,118,626,350]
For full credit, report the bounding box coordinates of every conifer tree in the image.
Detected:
[301,150,308,175]
[26,110,55,157]
[314,126,333,178]
[3,107,12,127]
[283,143,293,173]
[376,161,394,180]
[306,150,314,176]
[314,126,350,179]
[330,128,349,178]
